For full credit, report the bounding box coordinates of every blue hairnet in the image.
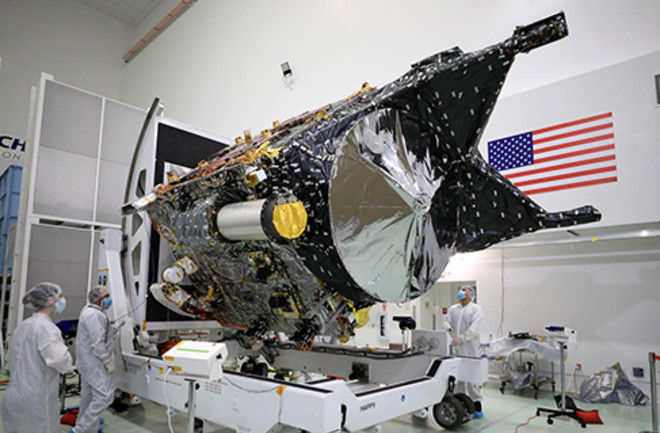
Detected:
[22,282,62,310]
[87,286,106,304]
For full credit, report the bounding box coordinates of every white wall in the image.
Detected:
[442,237,660,392]
[0,0,133,173]
[458,48,659,392]
[480,50,660,228]
[121,0,660,139]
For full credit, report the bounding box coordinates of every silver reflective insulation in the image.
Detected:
[330,109,452,302]
[216,199,268,241]
[579,363,649,406]
[172,200,213,250]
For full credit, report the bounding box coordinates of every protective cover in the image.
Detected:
[579,363,649,406]
[129,12,601,346]
[508,370,547,390]
[488,336,561,363]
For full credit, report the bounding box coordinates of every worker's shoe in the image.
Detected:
[474,411,484,419]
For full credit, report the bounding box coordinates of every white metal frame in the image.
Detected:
[123,102,158,327]
[0,224,16,368]
[99,229,135,354]
[7,73,144,340]
[99,226,487,432]
[115,350,485,433]
[6,72,50,339]
[123,111,232,331]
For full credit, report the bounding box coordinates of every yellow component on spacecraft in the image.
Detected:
[346,299,371,328]
[349,81,373,100]
[245,169,267,188]
[205,286,215,302]
[272,292,300,319]
[316,109,330,121]
[166,170,179,183]
[272,201,308,240]
[258,140,281,159]
[354,306,371,328]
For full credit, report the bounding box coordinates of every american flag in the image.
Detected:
[487,112,617,195]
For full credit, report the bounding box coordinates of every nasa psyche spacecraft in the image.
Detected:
[124,12,600,347]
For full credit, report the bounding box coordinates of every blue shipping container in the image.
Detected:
[0,165,22,276]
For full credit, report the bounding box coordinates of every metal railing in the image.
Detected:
[641,352,659,433]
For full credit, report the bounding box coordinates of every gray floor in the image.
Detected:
[0,378,655,432]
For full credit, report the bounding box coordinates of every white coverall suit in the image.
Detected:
[444,300,485,402]
[73,304,119,433]
[1,312,73,433]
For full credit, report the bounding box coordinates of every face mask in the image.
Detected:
[457,290,466,300]
[55,297,67,315]
[102,297,113,309]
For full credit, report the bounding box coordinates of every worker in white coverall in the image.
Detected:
[71,286,124,433]
[444,284,485,419]
[1,282,74,433]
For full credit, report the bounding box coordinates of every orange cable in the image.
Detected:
[513,414,538,433]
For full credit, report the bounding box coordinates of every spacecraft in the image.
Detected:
[124,12,600,347]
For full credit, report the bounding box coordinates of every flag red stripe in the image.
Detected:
[533,123,614,144]
[505,155,616,179]
[532,112,613,135]
[534,133,614,154]
[522,176,618,195]
[534,143,616,164]
[514,165,617,187]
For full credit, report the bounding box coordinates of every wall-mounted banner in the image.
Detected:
[0,134,26,163]
[487,112,617,195]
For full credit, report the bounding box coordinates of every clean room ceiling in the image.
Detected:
[74,0,163,26]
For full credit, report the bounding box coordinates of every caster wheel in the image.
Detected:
[240,360,255,374]
[433,395,465,430]
[255,362,269,376]
[547,418,554,425]
[453,393,475,422]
